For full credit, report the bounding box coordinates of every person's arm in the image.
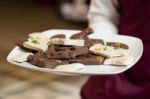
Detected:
[88,0,120,34]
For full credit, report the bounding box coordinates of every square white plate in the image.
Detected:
[7,29,143,75]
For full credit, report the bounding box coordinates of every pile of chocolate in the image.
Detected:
[15,27,132,69]
[15,28,106,69]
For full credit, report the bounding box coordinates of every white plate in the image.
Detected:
[7,29,143,75]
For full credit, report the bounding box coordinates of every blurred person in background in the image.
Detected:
[81,0,150,99]
[60,0,89,22]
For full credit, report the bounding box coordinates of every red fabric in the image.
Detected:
[81,0,150,99]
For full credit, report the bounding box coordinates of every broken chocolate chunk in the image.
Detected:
[46,45,88,59]
[85,39,104,48]
[15,38,37,53]
[70,27,94,40]
[50,34,66,38]
[69,54,105,65]
[27,52,69,68]
[15,38,27,47]
[106,42,129,49]
[80,27,94,35]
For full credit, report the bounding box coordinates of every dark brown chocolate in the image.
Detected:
[106,42,129,49]
[80,27,94,35]
[27,52,69,69]
[15,38,27,47]
[50,34,66,38]
[69,54,105,65]
[46,45,88,59]
[15,38,37,53]
[85,39,104,48]
[70,27,94,40]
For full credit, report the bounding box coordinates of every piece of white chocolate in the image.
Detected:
[23,40,48,52]
[50,38,85,46]
[29,32,48,40]
[12,52,33,63]
[29,32,50,43]
[89,44,129,58]
[55,63,85,71]
[104,55,134,66]
[64,39,85,46]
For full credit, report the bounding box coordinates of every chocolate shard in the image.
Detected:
[69,54,105,65]
[27,52,69,69]
[15,38,27,47]
[106,42,129,49]
[46,45,88,59]
[80,27,94,35]
[15,38,37,52]
[70,27,94,40]
[85,39,104,48]
[50,34,66,38]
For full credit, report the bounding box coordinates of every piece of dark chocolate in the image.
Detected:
[15,38,27,47]
[106,42,129,49]
[80,27,94,35]
[70,27,94,40]
[69,54,105,65]
[50,34,66,38]
[27,52,69,68]
[46,45,88,59]
[15,38,37,53]
[85,39,104,48]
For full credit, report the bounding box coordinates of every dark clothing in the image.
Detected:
[81,0,150,99]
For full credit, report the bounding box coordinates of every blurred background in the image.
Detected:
[0,0,90,99]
